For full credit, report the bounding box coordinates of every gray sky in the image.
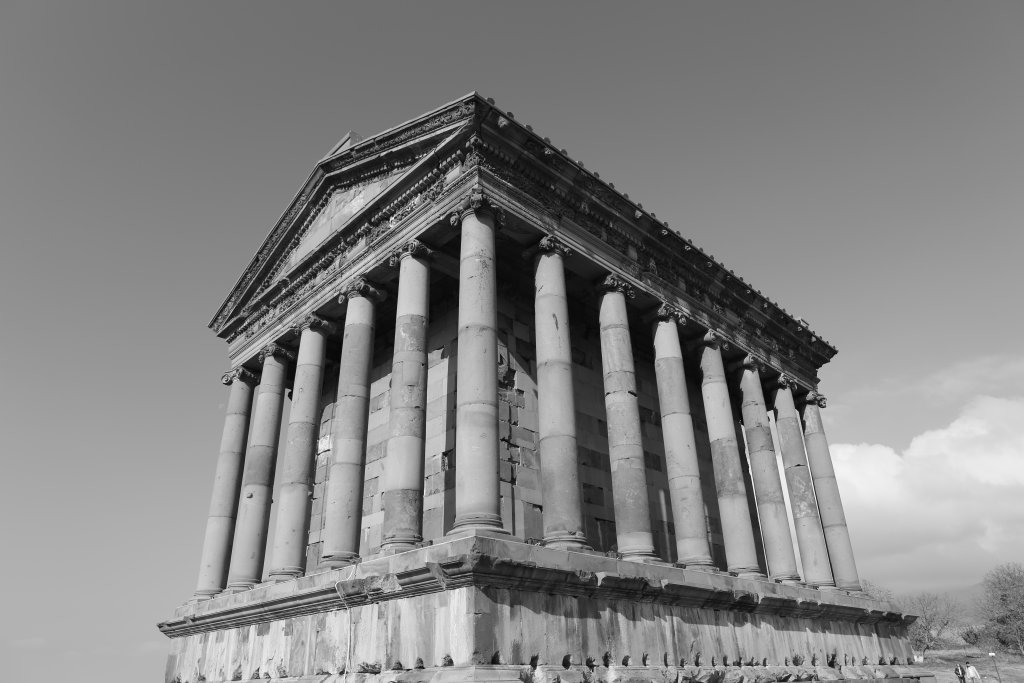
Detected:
[2,2,1022,681]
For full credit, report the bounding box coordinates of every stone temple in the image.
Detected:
[159,93,934,683]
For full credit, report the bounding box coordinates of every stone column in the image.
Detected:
[599,276,656,560]
[267,315,334,580]
[772,376,834,588]
[225,344,293,591]
[194,367,258,599]
[801,391,862,591]
[651,306,713,568]
[450,188,505,534]
[321,279,383,567]
[534,236,588,550]
[737,356,800,582]
[382,242,432,552]
[698,333,763,577]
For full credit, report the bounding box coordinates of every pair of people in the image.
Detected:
[954,661,981,682]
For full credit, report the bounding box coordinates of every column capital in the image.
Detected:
[450,185,498,225]
[221,367,258,386]
[259,343,295,364]
[536,234,572,258]
[741,354,765,374]
[295,313,336,336]
[389,239,434,266]
[771,373,797,390]
[699,330,730,351]
[653,302,686,323]
[803,390,827,408]
[599,274,636,298]
[339,277,386,304]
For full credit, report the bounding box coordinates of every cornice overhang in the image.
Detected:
[461,99,837,368]
[211,92,837,376]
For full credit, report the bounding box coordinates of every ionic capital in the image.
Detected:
[339,277,386,304]
[772,373,797,391]
[450,185,496,225]
[388,239,433,267]
[259,343,295,364]
[295,313,336,336]
[653,303,686,324]
[741,354,765,374]
[537,235,572,258]
[599,274,636,298]
[221,367,258,386]
[804,390,827,409]
[699,330,730,351]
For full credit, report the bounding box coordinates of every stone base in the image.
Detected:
[159,534,931,683]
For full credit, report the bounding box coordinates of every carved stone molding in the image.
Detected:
[339,277,386,304]
[389,239,434,267]
[451,185,497,226]
[742,354,765,374]
[700,330,730,351]
[804,391,827,409]
[653,303,685,323]
[772,373,797,391]
[295,314,336,336]
[259,343,295,364]
[536,235,572,258]
[599,274,636,298]
[221,367,258,386]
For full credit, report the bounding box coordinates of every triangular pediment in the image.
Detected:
[210,94,480,335]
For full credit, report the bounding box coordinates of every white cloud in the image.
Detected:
[831,395,1024,595]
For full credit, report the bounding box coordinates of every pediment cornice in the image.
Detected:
[209,95,483,335]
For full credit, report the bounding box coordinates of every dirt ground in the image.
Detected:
[916,649,1024,683]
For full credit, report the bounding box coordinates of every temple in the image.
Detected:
[159,93,933,683]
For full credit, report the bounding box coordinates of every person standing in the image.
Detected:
[954,662,966,683]
[965,661,981,681]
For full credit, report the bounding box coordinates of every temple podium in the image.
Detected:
[159,93,932,683]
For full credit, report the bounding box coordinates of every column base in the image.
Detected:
[730,569,768,580]
[449,512,508,537]
[189,589,219,602]
[222,581,257,594]
[676,562,718,573]
[446,526,510,541]
[319,555,360,570]
[380,541,426,556]
[542,531,592,551]
[267,566,304,581]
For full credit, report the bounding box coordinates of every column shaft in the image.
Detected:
[225,345,291,590]
[382,250,431,550]
[194,369,256,598]
[651,312,713,567]
[321,286,379,567]
[802,393,862,590]
[534,238,588,549]
[599,280,656,559]
[267,318,331,579]
[773,380,834,588]
[738,359,800,581]
[699,337,762,577]
[451,198,504,532]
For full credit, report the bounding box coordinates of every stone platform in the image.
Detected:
[159,534,932,683]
